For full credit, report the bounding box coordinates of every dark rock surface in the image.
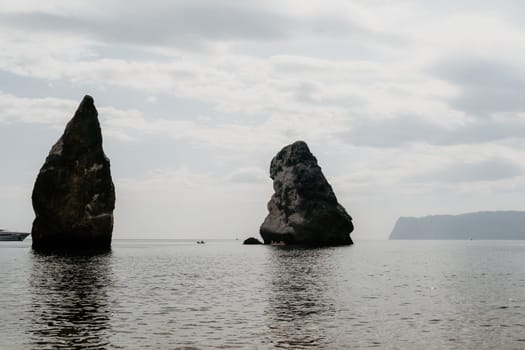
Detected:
[390,211,525,240]
[260,141,353,245]
[31,95,115,251]
[243,237,263,245]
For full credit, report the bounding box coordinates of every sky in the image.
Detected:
[2,1,525,240]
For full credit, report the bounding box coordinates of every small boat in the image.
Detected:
[197,240,205,244]
[0,229,30,241]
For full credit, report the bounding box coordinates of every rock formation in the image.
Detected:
[31,95,115,251]
[260,141,353,245]
[243,237,263,245]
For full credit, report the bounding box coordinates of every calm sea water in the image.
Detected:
[1,240,525,349]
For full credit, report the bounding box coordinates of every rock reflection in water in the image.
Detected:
[29,251,113,349]
[265,247,338,349]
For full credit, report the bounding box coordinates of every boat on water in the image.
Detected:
[0,229,30,241]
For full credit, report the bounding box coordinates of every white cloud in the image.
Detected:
[145,95,158,104]
[0,93,77,124]
[3,1,525,238]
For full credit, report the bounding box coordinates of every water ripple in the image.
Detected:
[1,240,525,348]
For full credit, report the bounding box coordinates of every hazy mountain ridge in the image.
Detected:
[389,211,525,240]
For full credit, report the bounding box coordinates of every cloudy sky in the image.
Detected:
[2,0,525,240]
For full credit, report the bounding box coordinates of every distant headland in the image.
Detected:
[390,211,525,240]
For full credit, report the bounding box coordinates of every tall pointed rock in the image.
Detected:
[31,95,115,251]
[260,141,354,245]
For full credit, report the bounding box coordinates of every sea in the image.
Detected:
[1,239,525,349]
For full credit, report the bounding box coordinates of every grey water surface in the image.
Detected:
[1,240,525,349]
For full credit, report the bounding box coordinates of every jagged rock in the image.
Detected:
[243,237,263,245]
[31,95,115,251]
[260,141,353,245]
